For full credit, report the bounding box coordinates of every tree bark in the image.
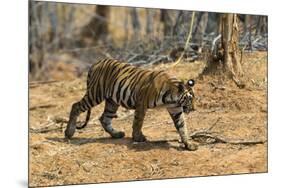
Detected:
[130,8,141,40]
[193,12,208,46]
[205,13,220,35]
[146,9,154,35]
[80,5,110,46]
[161,9,173,36]
[221,14,244,87]
[244,15,253,51]
[255,16,267,36]
[29,1,44,76]
[202,13,244,88]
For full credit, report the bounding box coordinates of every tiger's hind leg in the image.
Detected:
[65,94,97,139]
[99,99,125,139]
[132,106,147,142]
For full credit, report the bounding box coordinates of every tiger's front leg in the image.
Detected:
[132,106,147,142]
[167,107,198,151]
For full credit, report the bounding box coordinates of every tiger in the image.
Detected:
[65,58,198,151]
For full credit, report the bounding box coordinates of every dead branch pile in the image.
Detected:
[240,33,268,51]
[60,31,267,71]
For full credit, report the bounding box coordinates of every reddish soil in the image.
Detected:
[29,52,267,187]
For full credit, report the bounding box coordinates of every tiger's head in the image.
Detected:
[163,78,195,113]
[177,79,195,113]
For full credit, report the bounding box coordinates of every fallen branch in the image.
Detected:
[29,104,57,111]
[188,118,266,145]
[132,60,148,66]
[190,132,266,145]
[29,80,60,88]
[30,122,58,133]
[209,82,226,91]
[205,117,222,132]
[211,34,221,53]
[30,117,68,133]
[150,55,169,64]
[195,108,226,114]
[30,115,100,134]
[127,54,140,63]
[30,125,63,134]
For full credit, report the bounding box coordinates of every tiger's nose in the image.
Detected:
[187,94,193,100]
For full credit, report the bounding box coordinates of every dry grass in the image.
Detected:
[29,52,267,187]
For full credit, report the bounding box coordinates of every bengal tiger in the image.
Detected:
[65,58,198,151]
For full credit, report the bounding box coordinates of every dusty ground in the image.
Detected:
[29,52,267,187]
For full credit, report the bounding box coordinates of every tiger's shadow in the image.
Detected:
[46,136,184,152]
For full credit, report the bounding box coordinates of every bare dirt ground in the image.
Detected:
[29,52,267,187]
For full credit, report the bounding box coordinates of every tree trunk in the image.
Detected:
[205,13,220,35]
[146,9,154,35]
[193,12,208,46]
[123,9,129,47]
[29,1,44,77]
[202,13,244,88]
[221,13,244,87]
[161,9,173,37]
[244,15,253,51]
[130,8,141,40]
[80,5,110,46]
[255,16,267,36]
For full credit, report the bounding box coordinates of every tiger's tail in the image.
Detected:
[75,65,93,130]
[76,109,91,129]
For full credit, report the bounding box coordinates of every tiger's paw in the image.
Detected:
[64,126,76,139]
[111,131,125,139]
[132,133,147,142]
[184,142,198,151]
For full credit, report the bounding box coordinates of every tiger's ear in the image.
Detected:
[187,79,195,87]
[178,83,185,92]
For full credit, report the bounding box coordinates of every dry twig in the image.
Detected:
[29,80,60,88]
[29,104,57,111]
[209,82,226,91]
[30,117,68,133]
[30,123,60,133]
